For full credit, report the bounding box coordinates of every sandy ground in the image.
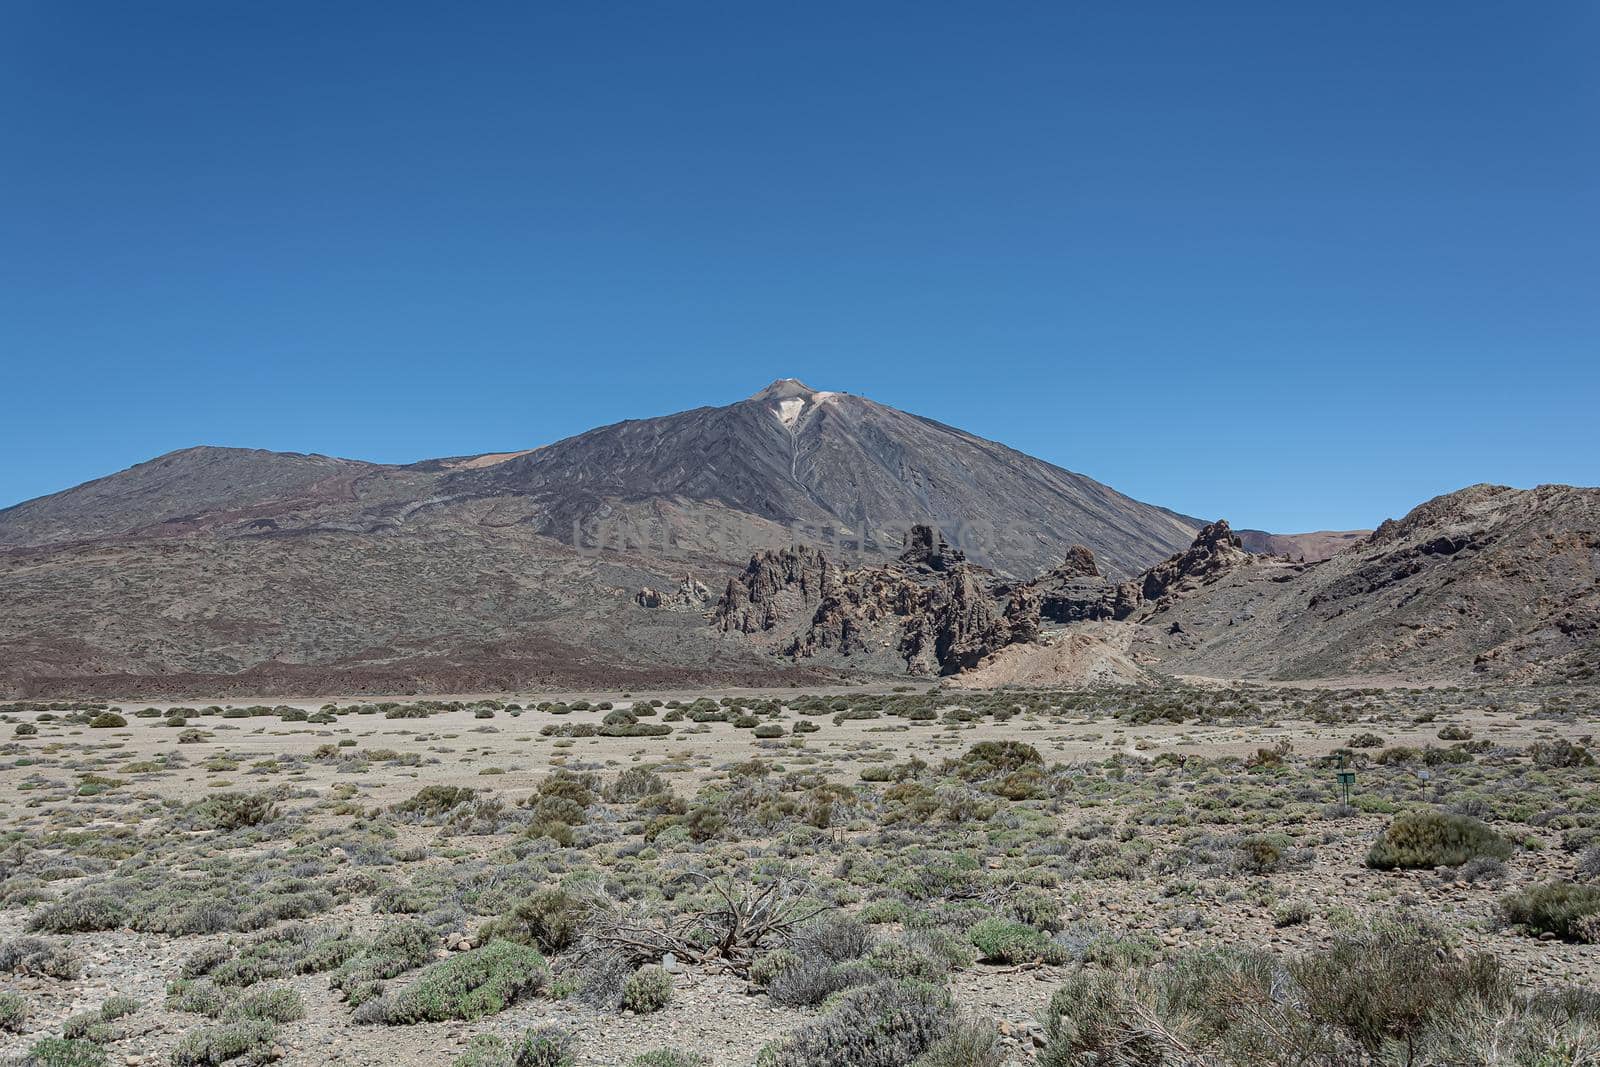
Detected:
[4,684,1599,1065]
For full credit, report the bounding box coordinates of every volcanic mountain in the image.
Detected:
[0,381,1201,696]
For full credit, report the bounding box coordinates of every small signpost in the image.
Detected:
[1336,754,1357,805]
[1337,771,1356,804]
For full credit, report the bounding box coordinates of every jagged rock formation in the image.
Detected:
[711,546,837,636]
[635,576,711,611]
[711,520,1258,677]
[1136,520,1251,604]
[1024,545,1140,624]
[711,525,1032,675]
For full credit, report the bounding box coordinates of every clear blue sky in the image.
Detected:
[3,3,1596,531]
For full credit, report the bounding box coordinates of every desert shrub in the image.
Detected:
[1501,881,1600,941]
[225,985,304,1023]
[393,786,476,818]
[166,979,231,1017]
[454,1035,514,1067]
[169,1018,276,1066]
[88,712,126,728]
[1455,856,1507,884]
[606,767,666,803]
[1233,836,1285,874]
[767,957,870,1008]
[749,948,801,987]
[1436,724,1473,741]
[571,946,635,1010]
[1529,739,1595,768]
[769,980,953,1067]
[791,914,873,963]
[329,920,436,1004]
[479,889,584,954]
[1290,914,1507,1053]
[60,1009,114,1042]
[0,936,79,978]
[1580,845,1600,881]
[1037,913,1507,1065]
[1366,811,1511,870]
[1421,990,1600,1064]
[0,991,27,1033]
[14,722,37,736]
[766,915,877,1006]
[957,741,1042,777]
[514,1026,578,1067]
[368,940,547,1024]
[622,965,673,1013]
[99,995,140,1021]
[629,1052,708,1067]
[968,917,1061,964]
[863,939,951,984]
[27,895,126,933]
[754,724,785,739]
[908,1019,1004,1067]
[202,792,279,831]
[17,1039,108,1067]
[455,1027,578,1067]
[1348,732,1384,748]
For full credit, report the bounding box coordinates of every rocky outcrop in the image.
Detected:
[711,546,834,634]
[902,565,1015,673]
[636,575,712,611]
[898,525,966,571]
[713,522,1258,676]
[712,525,1038,675]
[1022,545,1140,624]
[1137,520,1250,605]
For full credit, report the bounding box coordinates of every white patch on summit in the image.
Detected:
[773,397,806,427]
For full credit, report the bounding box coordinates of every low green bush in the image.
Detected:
[1501,881,1600,941]
[169,1019,276,1066]
[18,1039,109,1067]
[1366,811,1511,870]
[371,940,548,1024]
[968,917,1061,964]
[630,1050,710,1067]
[0,991,27,1033]
[622,965,673,1013]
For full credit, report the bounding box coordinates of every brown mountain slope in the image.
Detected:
[0,517,830,698]
[1131,484,1600,683]
[0,447,385,548]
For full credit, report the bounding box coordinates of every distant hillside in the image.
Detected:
[1134,485,1600,684]
[1236,528,1370,561]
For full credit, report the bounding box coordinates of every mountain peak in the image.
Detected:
[748,378,817,402]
